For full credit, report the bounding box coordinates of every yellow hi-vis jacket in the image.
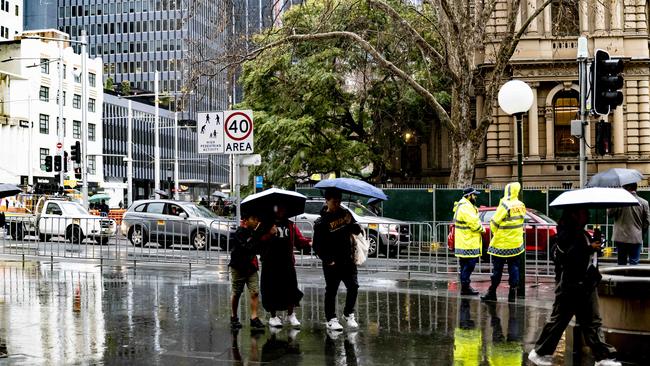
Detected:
[488,182,526,258]
[453,197,484,258]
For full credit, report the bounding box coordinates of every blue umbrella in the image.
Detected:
[314,178,388,200]
[367,197,388,205]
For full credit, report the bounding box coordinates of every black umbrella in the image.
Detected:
[241,188,307,218]
[0,184,22,199]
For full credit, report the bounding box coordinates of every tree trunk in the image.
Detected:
[449,137,480,187]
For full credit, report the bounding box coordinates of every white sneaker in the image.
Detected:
[343,313,359,328]
[326,318,343,331]
[286,313,301,328]
[326,329,341,340]
[268,316,283,328]
[288,329,300,340]
[595,359,622,366]
[527,349,553,366]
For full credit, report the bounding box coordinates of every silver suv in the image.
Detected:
[292,198,411,257]
[121,199,236,250]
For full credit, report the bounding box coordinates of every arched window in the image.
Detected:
[552,0,580,36]
[554,89,580,156]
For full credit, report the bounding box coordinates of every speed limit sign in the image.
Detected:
[223,110,254,154]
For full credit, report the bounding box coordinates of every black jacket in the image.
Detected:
[312,206,361,266]
[228,226,263,275]
[554,224,600,289]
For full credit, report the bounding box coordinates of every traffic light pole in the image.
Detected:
[578,37,589,188]
[81,30,89,208]
[57,41,64,188]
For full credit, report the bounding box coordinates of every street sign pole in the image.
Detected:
[127,100,133,206]
[154,71,160,198]
[81,30,89,208]
[577,36,589,188]
[57,41,64,188]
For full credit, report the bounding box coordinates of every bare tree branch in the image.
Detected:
[244,31,456,131]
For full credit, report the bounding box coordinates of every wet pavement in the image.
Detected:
[0,260,640,365]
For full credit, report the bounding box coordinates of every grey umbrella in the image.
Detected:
[0,183,22,199]
[587,168,644,187]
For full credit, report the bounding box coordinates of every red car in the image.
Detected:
[447,207,558,253]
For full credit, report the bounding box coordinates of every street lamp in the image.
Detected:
[497,80,534,186]
[497,79,533,299]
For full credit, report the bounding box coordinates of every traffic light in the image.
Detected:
[591,49,624,115]
[70,141,81,164]
[44,156,53,172]
[54,155,62,172]
[596,120,612,156]
[64,151,68,172]
[74,167,82,179]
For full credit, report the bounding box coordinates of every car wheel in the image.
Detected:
[191,230,209,250]
[39,234,49,242]
[367,233,379,257]
[67,225,84,244]
[97,237,110,246]
[128,226,147,247]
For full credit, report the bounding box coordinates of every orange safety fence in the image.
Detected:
[89,209,126,226]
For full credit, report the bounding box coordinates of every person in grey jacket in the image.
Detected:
[607,183,650,265]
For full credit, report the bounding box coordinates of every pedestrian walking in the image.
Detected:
[453,187,485,295]
[99,200,110,216]
[259,204,311,329]
[228,212,269,330]
[313,188,362,331]
[481,182,526,302]
[607,183,649,265]
[528,207,621,366]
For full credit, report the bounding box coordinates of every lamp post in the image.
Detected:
[497,79,534,298]
[498,80,534,185]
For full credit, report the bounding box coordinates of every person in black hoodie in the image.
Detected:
[229,213,271,330]
[528,207,620,366]
[312,188,362,331]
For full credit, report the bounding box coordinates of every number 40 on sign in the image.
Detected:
[197,110,254,154]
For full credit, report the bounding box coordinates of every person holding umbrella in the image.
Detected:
[607,183,649,266]
[312,188,363,331]
[258,203,311,328]
[528,206,620,366]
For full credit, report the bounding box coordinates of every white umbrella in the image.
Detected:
[212,191,228,199]
[241,188,307,218]
[550,187,639,209]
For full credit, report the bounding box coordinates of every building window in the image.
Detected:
[73,120,81,139]
[63,64,66,79]
[551,0,580,36]
[554,89,580,156]
[89,123,96,141]
[74,70,81,83]
[39,114,49,134]
[88,98,96,112]
[89,72,96,87]
[40,59,49,74]
[39,86,49,102]
[40,148,50,169]
[88,156,96,174]
[59,91,66,106]
[73,94,81,109]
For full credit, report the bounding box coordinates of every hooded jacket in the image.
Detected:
[452,196,484,258]
[312,205,362,266]
[487,182,526,257]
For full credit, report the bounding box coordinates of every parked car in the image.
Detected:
[5,197,116,245]
[447,207,558,254]
[121,199,236,250]
[291,198,411,257]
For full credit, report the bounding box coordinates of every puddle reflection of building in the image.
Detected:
[0,264,105,363]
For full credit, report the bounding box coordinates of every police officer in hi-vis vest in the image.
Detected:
[452,187,485,295]
[481,182,526,302]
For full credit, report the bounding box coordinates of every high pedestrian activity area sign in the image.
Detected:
[197,110,254,154]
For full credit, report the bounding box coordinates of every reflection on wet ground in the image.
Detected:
[0,261,635,365]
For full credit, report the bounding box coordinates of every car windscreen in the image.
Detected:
[61,202,90,216]
[532,210,557,224]
[343,202,377,217]
[185,204,218,219]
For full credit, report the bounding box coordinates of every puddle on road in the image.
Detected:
[0,262,619,365]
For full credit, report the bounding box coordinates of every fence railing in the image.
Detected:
[2,217,644,279]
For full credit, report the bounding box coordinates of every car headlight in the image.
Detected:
[388,224,399,233]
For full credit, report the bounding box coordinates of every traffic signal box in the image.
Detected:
[54,155,62,172]
[44,156,53,172]
[591,49,624,116]
[70,141,81,164]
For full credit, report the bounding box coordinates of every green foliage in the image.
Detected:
[120,80,131,95]
[104,77,114,91]
[239,0,450,188]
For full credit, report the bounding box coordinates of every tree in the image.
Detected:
[120,80,131,96]
[104,76,114,91]
[232,0,560,186]
[237,5,448,187]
